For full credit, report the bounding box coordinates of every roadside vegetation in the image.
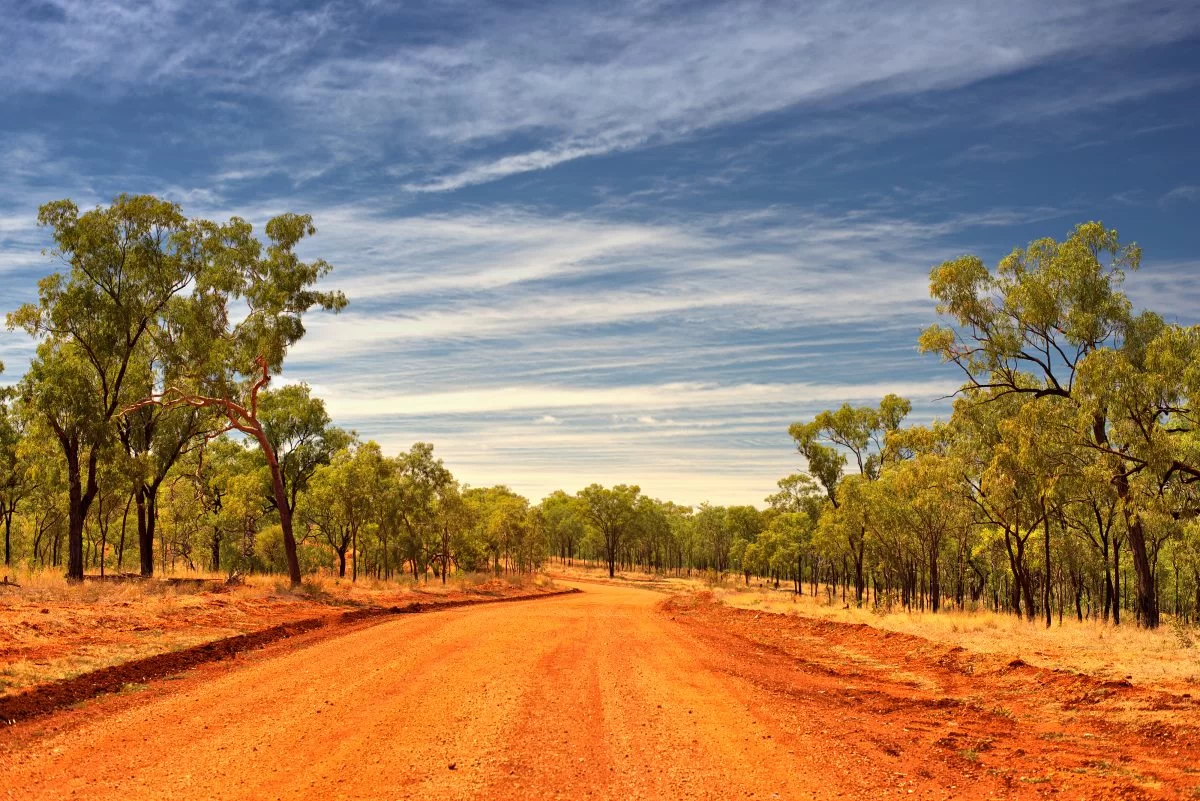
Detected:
[0,197,1197,639]
[556,562,1200,694]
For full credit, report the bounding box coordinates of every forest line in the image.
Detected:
[0,198,1198,630]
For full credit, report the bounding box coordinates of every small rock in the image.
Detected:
[448,763,456,771]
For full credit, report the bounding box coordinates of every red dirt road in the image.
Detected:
[2,582,1197,800]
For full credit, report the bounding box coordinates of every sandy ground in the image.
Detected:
[2,581,1198,799]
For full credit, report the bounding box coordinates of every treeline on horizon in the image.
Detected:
[0,197,1198,630]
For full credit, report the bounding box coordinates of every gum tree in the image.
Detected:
[125,212,346,586]
[578,483,641,578]
[9,197,210,580]
[918,222,1177,626]
[788,394,911,605]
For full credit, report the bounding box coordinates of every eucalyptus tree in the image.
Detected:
[122,211,346,586]
[386,442,453,580]
[539,490,586,566]
[917,221,1188,626]
[7,196,218,580]
[433,481,472,582]
[577,483,641,578]
[0,388,32,567]
[20,417,68,567]
[876,451,972,613]
[258,384,350,557]
[632,496,674,573]
[693,503,731,573]
[302,440,384,579]
[118,359,214,576]
[788,394,911,604]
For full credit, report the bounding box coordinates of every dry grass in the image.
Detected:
[0,566,553,697]
[550,562,1200,692]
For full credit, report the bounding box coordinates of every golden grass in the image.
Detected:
[549,562,1200,692]
[0,566,554,697]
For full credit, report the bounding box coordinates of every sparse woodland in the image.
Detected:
[2,200,1198,630]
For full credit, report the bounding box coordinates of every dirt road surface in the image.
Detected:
[2,582,1197,800]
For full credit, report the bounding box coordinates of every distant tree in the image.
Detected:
[388,443,453,580]
[789,394,910,604]
[539,490,586,566]
[578,483,641,578]
[303,440,383,578]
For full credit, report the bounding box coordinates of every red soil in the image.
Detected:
[0,582,1196,799]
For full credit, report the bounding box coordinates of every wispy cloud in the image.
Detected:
[1160,185,1200,206]
[312,379,961,419]
[289,0,1200,189]
[6,2,1196,191]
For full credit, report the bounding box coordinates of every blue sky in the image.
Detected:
[1,0,1198,505]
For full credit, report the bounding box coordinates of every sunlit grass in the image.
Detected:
[549,561,1200,691]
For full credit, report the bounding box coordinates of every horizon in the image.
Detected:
[1,0,1198,505]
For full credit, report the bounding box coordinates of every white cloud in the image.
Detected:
[1161,185,1200,206]
[313,379,960,419]
[5,2,1196,191]
[286,0,1200,189]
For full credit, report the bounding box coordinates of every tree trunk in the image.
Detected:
[929,540,940,613]
[1043,514,1052,629]
[252,428,301,587]
[1112,544,1121,626]
[211,529,221,572]
[1125,514,1158,628]
[62,442,98,582]
[137,488,153,577]
[336,546,347,577]
[441,528,449,585]
[99,497,107,578]
[1099,409,1158,628]
[1102,544,1113,623]
[117,493,132,571]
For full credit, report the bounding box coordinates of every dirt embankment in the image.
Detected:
[1,578,572,723]
[1,586,578,725]
[664,591,1200,799]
